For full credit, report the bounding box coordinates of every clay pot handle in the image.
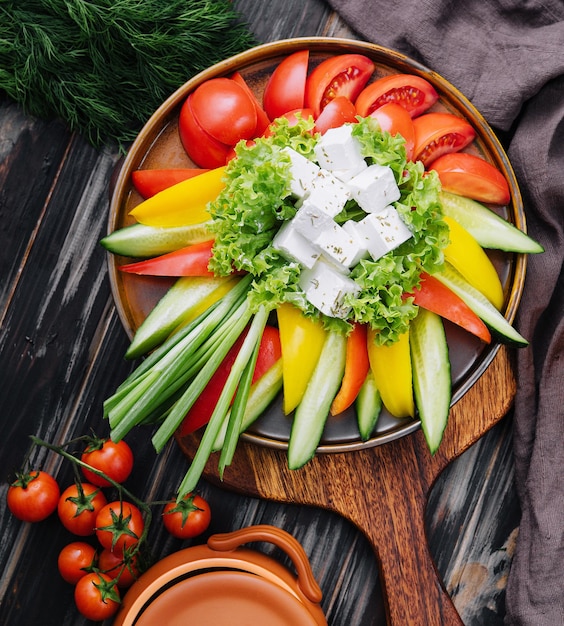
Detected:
[207,524,323,603]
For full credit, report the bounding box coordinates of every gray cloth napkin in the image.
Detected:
[325,0,564,623]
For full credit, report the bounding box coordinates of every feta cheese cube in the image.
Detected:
[292,201,335,240]
[282,147,321,200]
[348,164,401,214]
[342,220,369,266]
[307,169,351,217]
[272,221,320,269]
[357,208,413,261]
[299,259,361,318]
[314,125,367,174]
[313,221,365,270]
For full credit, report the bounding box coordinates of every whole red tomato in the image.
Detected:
[57,541,97,584]
[162,493,211,539]
[74,572,120,621]
[95,501,145,554]
[98,548,142,588]
[7,470,60,522]
[81,438,134,487]
[57,482,108,536]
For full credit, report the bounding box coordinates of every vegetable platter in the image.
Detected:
[104,38,539,497]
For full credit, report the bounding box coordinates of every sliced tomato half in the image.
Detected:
[413,112,476,167]
[305,54,375,118]
[430,152,511,205]
[231,71,271,136]
[370,102,416,160]
[355,73,439,119]
[314,96,357,134]
[262,50,309,121]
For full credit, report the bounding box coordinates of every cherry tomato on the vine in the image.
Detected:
[412,112,476,166]
[355,73,439,119]
[369,102,416,160]
[305,54,374,118]
[314,96,357,135]
[81,438,134,488]
[7,470,60,522]
[190,77,257,146]
[57,541,97,584]
[162,493,211,539]
[74,572,120,621]
[57,482,108,536]
[430,152,511,205]
[263,49,309,121]
[98,548,142,588]
[95,501,145,554]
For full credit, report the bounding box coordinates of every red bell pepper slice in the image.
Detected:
[131,168,209,198]
[118,240,215,277]
[330,323,370,416]
[177,325,282,436]
[405,272,491,343]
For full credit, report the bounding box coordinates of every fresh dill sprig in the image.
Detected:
[0,0,257,148]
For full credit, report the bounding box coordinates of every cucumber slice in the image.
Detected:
[440,192,543,253]
[435,263,528,347]
[101,221,213,257]
[410,308,451,454]
[355,371,382,441]
[288,331,347,470]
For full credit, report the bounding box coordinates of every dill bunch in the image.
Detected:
[0,0,257,147]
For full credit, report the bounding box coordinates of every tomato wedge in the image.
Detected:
[190,77,257,146]
[355,73,439,119]
[305,54,374,118]
[413,112,476,166]
[131,168,208,199]
[370,102,416,160]
[263,50,309,121]
[231,71,271,136]
[178,94,231,168]
[430,152,511,205]
[314,96,357,134]
[262,108,315,137]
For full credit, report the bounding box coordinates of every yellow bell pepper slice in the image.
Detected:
[130,166,227,228]
[367,328,414,418]
[443,215,504,310]
[277,303,327,414]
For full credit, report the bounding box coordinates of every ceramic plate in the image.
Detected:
[107,38,526,452]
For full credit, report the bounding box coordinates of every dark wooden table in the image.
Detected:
[0,1,520,624]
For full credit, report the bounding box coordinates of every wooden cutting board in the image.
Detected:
[177,345,515,626]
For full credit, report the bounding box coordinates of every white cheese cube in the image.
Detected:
[330,161,368,183]
[314,125,367,174]
[307,169,351,217]
[357,208,413,261]
[281,147,321,200]
[313,221,365,270]
[292,201,335,240]
[348,164,401,214]
[299,259,361,319]
[272,221,320,269]
[342,220,369,266]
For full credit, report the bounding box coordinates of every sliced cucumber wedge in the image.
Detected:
[288,331,347,470]
[355,371,382,441]
[440,192,543,253]
[410,308,451,454]
[435,263,528,347]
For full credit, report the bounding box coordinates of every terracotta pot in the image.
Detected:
[113,524,327,625]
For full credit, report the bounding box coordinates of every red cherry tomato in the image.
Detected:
[355,73,439,119]
[412,112,476,166]
[58,482,108,536]
[74,572,120,621]
[98,548,141,588]
[80,438,134,488]
[95,501,145,554]
[314,96,357,134]
[430,152,511,205]
[57,541,97,584]
[305,54,375,118]
[178,94,231,168]
[7,470,60,522]
[370,102,416,160]
[231,71,271,136]
[263,49,309,120]
[162,493,211,539]
[190,77,257,146]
